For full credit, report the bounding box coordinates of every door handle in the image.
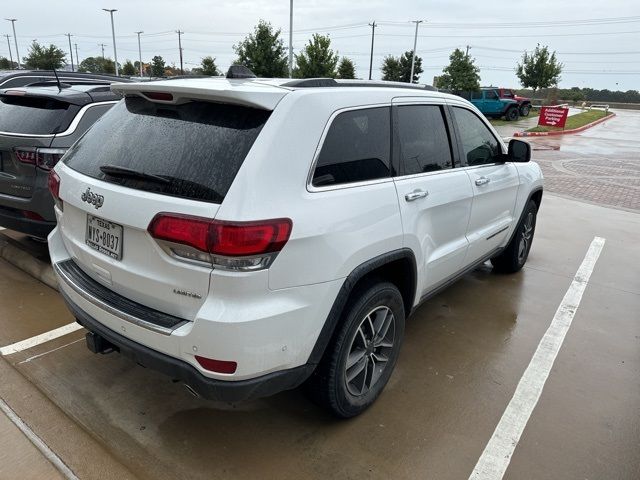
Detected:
[475,176,490,186]
[405,189,429,202]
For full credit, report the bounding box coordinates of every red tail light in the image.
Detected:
[14,148,67,171]
[195,355,237,374]
[48,170,61,201]
[147,213,292,270]
[142,91,174,102]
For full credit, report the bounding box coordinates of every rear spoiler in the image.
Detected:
[111,80,287,111]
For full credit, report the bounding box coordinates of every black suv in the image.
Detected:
[0,82,127,238]
[0,70,126,89]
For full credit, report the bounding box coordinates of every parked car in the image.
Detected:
[0,70,126,89]
[496,87,532,117]
[49,72,543,417]
[458,88,521,121]
[0,82,126,238]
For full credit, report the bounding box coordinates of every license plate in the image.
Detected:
[85,214,123,260]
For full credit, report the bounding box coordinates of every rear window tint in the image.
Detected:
[312,107,391,187]
[63,97,271,204]
[0,95,74,134]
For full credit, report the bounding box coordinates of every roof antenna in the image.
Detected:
[52,68,62,92]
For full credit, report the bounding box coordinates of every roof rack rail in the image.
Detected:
[24,80,113,88]
[280,78,437,91]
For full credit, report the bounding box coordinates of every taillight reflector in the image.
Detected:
[195,355,237,374]
[48,170,61,201]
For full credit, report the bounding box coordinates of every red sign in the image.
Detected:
[538,106,569,128]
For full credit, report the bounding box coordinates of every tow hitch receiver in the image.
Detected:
[85,331,118,354]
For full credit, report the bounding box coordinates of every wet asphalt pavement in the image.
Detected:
[0,112,639,479]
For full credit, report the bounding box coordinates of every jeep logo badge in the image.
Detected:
[81,188,104,209]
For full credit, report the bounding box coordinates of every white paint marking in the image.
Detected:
[0,397,79,480]
[0,323,83,356]
[17,338,84,365]
[469,236,606,480]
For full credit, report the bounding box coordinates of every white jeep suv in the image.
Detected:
[48,72,543,417]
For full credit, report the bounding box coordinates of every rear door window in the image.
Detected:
[0,95,76,134]
[452,107,502,166]
[394,105,453,175]
[63,97,271,204]
[312,107,391,187]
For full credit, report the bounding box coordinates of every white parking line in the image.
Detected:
[0,397,79,480]
[469,236,606,480]
[0,323,83,356]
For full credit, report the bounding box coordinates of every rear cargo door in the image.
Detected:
[0,94,77,198]
[57,96,271,320]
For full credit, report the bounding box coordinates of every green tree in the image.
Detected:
[200,56,219,76]
[234,20,288,77]
[121,60,136,76]
[516,44,563,93]
[0,57,17,69]
[381,51,423,83]
[438,48,481,92]
[337,57,356,79]
[78,56,115,74]
[294,34,339,78]
[150,55,166,77]
[23,41,66,69]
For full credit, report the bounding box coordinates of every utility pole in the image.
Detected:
[409,20,423,83]
[135,31,143,76]
[176,30,183,75]
[368,21,376,80]
[288,0,293,78]
[75,43,80,67]
[102,9,119,76]
[98,43,106,59]
[65,33,74,71]
[4,35,12,69]
[465,45,470,58]
[5,18,20,69]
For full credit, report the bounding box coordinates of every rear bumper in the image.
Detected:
[61,288,315,402]
[0,205,55,237]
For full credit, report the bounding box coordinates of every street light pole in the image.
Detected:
[4,35,13,69]
[288,0,293,78]
[409,20,423,83]
[368,21,376,80]
[135,31,143,76]
[65,33,74,71]
[102,9,119,76]
[5,19,20,69]
[176,30,184,75]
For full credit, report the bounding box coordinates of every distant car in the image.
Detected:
[496,88,532,117]
[458,89,521,121]
[0,82,125,238]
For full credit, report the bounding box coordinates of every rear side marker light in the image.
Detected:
[147,213,292,271]
[195,355,237,374]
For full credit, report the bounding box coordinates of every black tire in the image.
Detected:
[305,280,405,418]
[505,107,520,121]
[520,104,531,117]
[491,200,538,273]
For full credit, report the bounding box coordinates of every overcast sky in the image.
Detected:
[3,0,639,90]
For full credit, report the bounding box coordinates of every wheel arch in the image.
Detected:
[306,248,417,366]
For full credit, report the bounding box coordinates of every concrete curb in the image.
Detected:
[0,235,58,291]
[513,112,616,137]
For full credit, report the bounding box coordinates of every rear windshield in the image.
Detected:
[0,95,74,134]
[63,97,270,203]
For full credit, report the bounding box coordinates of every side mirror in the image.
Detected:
[508,139,531,163]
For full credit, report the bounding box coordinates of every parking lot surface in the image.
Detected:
[0,192,638,480]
